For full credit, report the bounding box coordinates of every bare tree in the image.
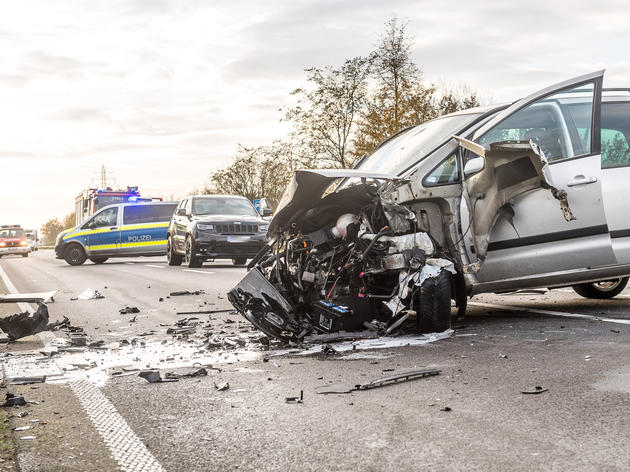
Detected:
[285,56,371,168]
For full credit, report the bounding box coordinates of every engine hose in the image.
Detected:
[358,226,391,262]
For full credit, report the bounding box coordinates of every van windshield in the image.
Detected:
[192,198,258,216]
[355,113,482,175]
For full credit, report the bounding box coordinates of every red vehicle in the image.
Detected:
[0,225,30,258]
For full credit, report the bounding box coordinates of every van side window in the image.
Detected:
[91,208,118,228]
[123,204,178,225]
[424,153,459,186]
[478,82,595,162]
[601,102,630,168]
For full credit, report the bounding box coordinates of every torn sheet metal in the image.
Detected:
[462,140,575,262]
[0,303,67,340]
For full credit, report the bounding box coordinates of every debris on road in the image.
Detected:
[2,393,26,407]
[72,288,104,300]
[0,290,57,303]
[285,390,304,404]
[119,306,140,314]
[13,426,31,431]
[315,384,354,395]
[440,406,452,412]
[176,309,234,315]
[10,376,46,385]
[0,303,68,341]
[214,381,229,391]
[355,369,441,390]
[304,331,379,344]
[521,386,549,395]
[169,290,205,296]
[19,436,36,440]
[138,370,178,383]
[163,367,208,379]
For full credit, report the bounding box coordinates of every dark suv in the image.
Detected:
[167,195,270,267]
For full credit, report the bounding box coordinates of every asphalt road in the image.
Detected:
[2,250,630,471]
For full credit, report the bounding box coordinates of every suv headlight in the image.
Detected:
[259,224,269,233]
[197,223,214,231]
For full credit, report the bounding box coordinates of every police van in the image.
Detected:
[55,201,178,265]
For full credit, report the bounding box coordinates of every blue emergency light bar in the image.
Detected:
[0,224,21,228]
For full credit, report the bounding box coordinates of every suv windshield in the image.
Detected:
[0,229,25,238]
[355,113,482,175]
[192,197,258,217]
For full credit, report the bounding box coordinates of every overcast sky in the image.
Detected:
[3,0,630,230]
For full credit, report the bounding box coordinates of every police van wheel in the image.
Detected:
[89,257,108,264]
[167,238,183,266]
[185,236,202,268]
[232,258,247,266]
[64,244,87,266]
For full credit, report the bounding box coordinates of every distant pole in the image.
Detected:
[101,165,107,188]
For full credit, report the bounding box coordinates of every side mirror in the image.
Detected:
[262,208,273,217]
[464,157,485,177]
[176,208,188,216]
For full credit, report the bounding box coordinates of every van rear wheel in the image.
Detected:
[64,244,87,266]
[572,277,629,299]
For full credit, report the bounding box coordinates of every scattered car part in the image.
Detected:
[138,370,178,383]
[0,304,67,341]
[119,306,140,314]
[354,368,441,390]
[10,376,46,385]
[214,381,229,391]
[2,393,26,407]
[521,386,549,394]
[285,390,304,404]
[0,291,56,303]
[169,290,205,296]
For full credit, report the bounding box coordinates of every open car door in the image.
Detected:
[458,70,616,280]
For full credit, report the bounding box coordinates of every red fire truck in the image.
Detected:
[75,187,161,225]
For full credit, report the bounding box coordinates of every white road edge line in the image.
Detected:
[0,262,32,313]
[0,262,166,472]
[182,269,215,275]
[469,301,630,325]
[71,380,166,472]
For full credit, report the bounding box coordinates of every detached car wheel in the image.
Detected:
[232,257,247,266]
[184,236,203,268]
[572,277,629,299]
[64,244,87,266]
[89,257,108,264]
[416,270,452,333]
[167,238,183,266]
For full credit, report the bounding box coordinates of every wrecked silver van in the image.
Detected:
[229,70,630,341]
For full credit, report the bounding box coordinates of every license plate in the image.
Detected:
[226,236,250,243]
[8,247,18,252]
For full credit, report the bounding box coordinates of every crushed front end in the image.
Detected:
[228,169,458,342]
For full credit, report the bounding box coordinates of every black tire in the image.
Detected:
[232,257,247,266]
[415,270,452,333]
[167,238,183,266]
[89,257,108,264]
[22,253,29,258]
[572,277,629,299]
[184,236,202,268]
[64,244,87,266]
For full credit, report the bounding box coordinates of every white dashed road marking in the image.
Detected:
[182,269,215,275]
[144,265,165,269]
[0,262,166,472]
[71,380,165,472]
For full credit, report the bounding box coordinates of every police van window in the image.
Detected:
[90,208,118,228]
[123,204,178,225]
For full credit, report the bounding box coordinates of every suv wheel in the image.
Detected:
[167,238,183,266]
[64,244,87,266]
[415,270,452,333]
[184,236,202,268]
[89,257,108,264]
[232,257,247,266]
[572,277,629,299]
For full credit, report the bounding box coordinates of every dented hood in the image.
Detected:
[269,169,400,234]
